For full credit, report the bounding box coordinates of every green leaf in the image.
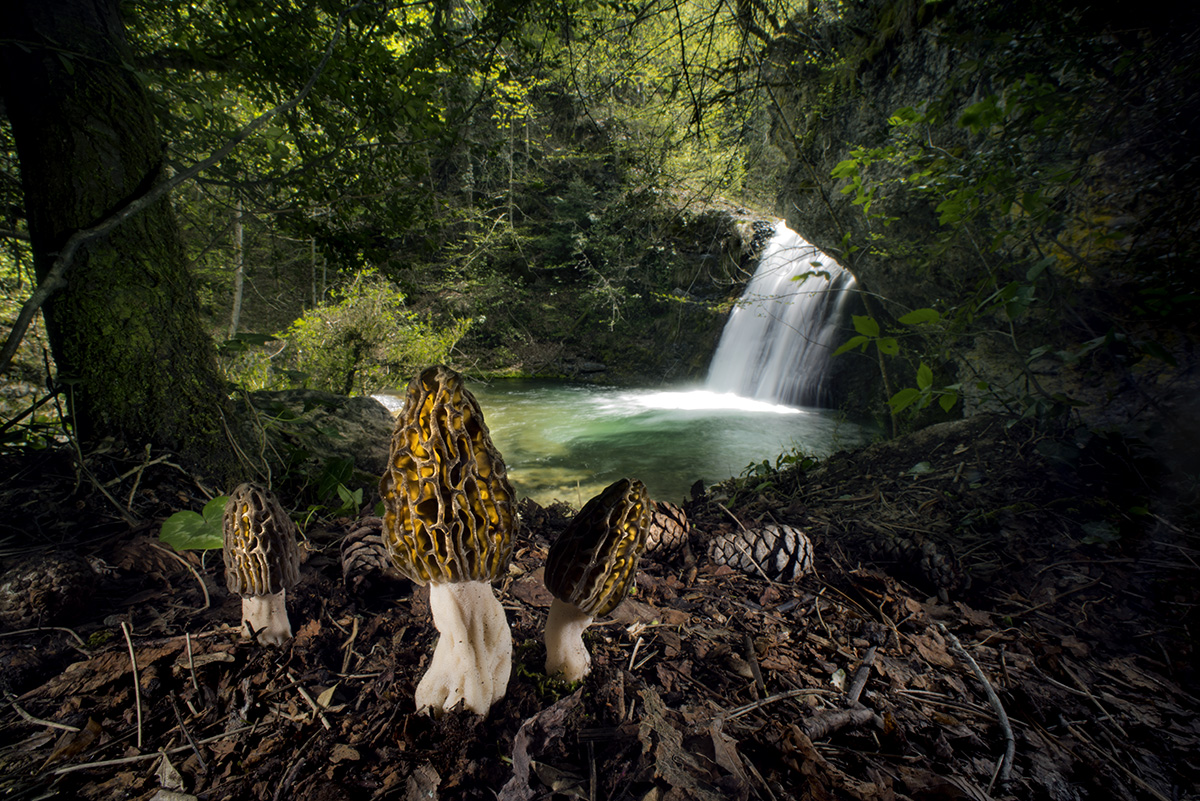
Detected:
[159,496,229,552]
[888,387,921,413]
[916,363,934,389]
[876,337,900,356]
[830,158,860,179]
[898,308,939,325]
[938,391,958,412]
[852,315,880,338]
[202,496,228,525]
[834,335,870,356]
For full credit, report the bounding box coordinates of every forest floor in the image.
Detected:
[0,414,1197,800]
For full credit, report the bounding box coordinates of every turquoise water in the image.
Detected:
[375,380,873,507]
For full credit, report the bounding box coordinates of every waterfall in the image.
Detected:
[706,221,856,408]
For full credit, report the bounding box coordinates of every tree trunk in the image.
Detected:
[228,199,245,339]
[1,0,242,483]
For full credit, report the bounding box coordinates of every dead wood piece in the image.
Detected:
[802,706,875,740]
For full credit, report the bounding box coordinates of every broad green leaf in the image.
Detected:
[917,363,934,389]
[898,308,939,325]
[938,391,958,412]
[852,315,880,338]
[159,496,228,551]
[834,335,870,356]
[202,496,228,524]
[876,337,900,356]
[888,387,921,413]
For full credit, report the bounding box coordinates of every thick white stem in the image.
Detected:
[416,580,512,716]
[241,591,292,646]
[544,597,595,682]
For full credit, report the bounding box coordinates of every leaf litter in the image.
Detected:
[0,414,1196,799]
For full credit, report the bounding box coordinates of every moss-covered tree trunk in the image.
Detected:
[1,0,241,482]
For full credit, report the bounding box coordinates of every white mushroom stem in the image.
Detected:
[241,591,292,647]
[416,580,512,716]
[544,597,595,683]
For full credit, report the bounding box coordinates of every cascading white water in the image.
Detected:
[706,221,856,408]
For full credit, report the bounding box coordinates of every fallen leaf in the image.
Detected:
[42,717,101,768]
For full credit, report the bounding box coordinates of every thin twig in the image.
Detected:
[292,675,331,730]
[51,725,257,774]
[0,626,89,650]
[151,542,211,611]
[120,621,143,749]
[171,698,207,773]
[185,632,200,694]
[723,688,828,722]
[938,623,1014,788]
[10,701,81,732]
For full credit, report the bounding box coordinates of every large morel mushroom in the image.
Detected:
[222,483,301,646]
[543,478,651,682]
[380,365,518,716]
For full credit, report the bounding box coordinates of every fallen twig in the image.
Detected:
[802,706,875,740]
[846,645,877,706]
[51,725,256,774]
[10,701,81,732]
[151,542,211,611]
[120,621,143,749]
[938,623,1014,789]
[723,687,829,722]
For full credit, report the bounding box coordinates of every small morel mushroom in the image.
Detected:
[645,500,689,554]
[380,365,517,716]
[707,523,813,582]
[543,478,651,682]
[222,483,301,646]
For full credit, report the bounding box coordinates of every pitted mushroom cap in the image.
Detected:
[222,483,301,597]
[545,478,651,617]
[379,365,516,585]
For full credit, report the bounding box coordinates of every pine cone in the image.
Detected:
[0,552,96,630]
[340,517,404,591]
[707,523,813,582]
[645,501,689,554]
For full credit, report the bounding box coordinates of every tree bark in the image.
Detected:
[1,0,241,482]
[228,199,245,339]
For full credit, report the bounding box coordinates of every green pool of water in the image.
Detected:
[375,379,874,507]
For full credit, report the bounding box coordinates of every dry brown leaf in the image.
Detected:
[41,717,101,768]
[912,633,956,669]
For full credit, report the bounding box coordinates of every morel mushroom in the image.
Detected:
[543,478,651,682]
[223,483,301,646]
[380,365,518,716]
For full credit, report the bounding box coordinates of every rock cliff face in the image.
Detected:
[773,3,967,315]
[759,0,1200,429]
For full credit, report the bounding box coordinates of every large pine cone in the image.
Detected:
[645,501,689,554]
[340,517,405,592]
[0,552,97,630]
[707,523,814,582]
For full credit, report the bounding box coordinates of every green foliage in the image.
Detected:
[282,271,470,395]
[824,1,1198,428]
[159,496,229,551]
